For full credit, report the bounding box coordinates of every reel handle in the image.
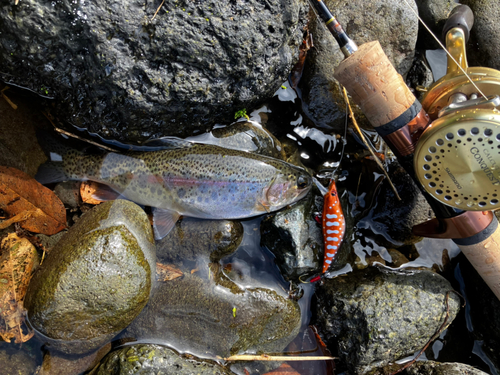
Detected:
[442,5,474,44]
[333,41,418,131]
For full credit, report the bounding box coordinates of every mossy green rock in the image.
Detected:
[92,344,235,375]
[24,200,156,355]
[403,361,489,375]
[315,268,461,374]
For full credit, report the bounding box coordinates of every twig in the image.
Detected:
[151,0,165,21]
[341,86,401,201]
[40,111,119,152]
[53,127,119,152]
[1,86,18,110]
[223,354,336,361]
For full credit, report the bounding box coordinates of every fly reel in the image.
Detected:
[415,26,500,211]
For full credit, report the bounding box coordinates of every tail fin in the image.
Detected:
[35,161,70,184]
[36,131,73,184]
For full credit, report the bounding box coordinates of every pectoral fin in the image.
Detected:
[153,208,181,240]
[87,182,123,201]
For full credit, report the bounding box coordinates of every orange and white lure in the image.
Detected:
[321,179,345,273]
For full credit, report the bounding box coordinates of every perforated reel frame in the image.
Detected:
[414,108,500,211]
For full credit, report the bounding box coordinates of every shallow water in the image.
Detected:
[0,74,497,374]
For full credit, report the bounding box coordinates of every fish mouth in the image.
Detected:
[296,184,312,200]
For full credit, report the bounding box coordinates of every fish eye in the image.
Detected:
[297,175,310,189]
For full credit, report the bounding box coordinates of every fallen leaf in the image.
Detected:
[262,363,300,375]
[0,233,38,343]
[156,262,184,281]
[0,166,66,235]
[0,211,34,230]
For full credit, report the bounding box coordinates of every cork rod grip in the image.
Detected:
[457,223,500,301]
[333,41,417,128]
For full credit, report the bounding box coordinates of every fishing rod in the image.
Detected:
[308,0,357,58]
[309,0,500,301]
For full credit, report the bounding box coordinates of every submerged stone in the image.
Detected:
[125,259,301,359]
[92,344,235,375]
[24,200,156,355]
[156,217,243,264]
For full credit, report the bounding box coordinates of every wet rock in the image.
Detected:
[0,86,48,177]
[300,0,419,132]
[189,121,286,160]
[91,344,235,375]
[39,343,112,375]
[406,51,435,101]
[34,230,67,254]
[357,161,433,247]
[0,344,37,375]
[125,263,301,359]
[403,361,490,375]
[260,192,322,280]
[24,200,156,355]
[0,0,307,143]
[54,181,81,208]
[415,0,460,49]
[314,267,461,374]
[461,0,500,70]
[156,217,243,264]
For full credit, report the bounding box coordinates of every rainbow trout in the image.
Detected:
[36,134,312,239]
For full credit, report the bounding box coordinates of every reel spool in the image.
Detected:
[415,26,500,211]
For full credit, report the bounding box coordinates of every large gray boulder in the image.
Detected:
[0,0,307,142]
[299,0,419,132]
[414,0,460,49]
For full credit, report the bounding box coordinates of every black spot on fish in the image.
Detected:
[177,188,186,199]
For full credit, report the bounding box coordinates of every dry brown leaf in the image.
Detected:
[262,363,300,375]
[0,211,34,230]
[0,233,38,343]
[156,262,183,281]
[0,166,66,235]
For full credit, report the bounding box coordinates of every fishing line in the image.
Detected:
[400,0,487,100]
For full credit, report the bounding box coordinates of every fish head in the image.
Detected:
[264,169,312,211]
